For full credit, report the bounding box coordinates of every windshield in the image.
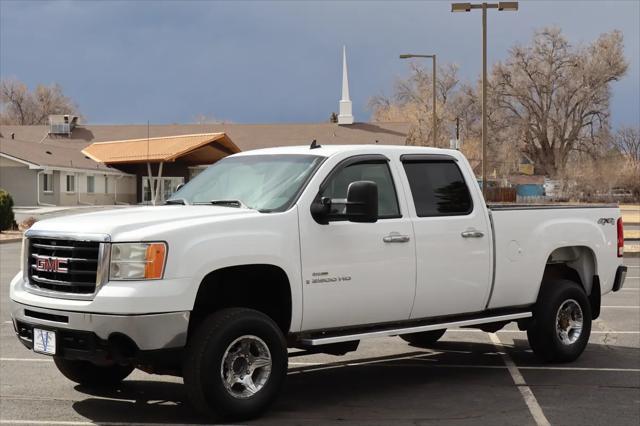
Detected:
[169,154,324,212]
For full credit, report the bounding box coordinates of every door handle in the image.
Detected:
[383,232,411,243]
[461,229,484,238]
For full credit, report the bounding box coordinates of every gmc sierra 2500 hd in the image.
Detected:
[11,144,627,420]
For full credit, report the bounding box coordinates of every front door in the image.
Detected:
[299,156,416,331]
[399,156,492,319]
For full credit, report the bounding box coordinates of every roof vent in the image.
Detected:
[49,115,78,137]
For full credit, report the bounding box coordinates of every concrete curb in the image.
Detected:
[0,238,22,244]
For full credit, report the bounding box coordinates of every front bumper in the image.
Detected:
[11,300,189,358]
[612,265,627,292]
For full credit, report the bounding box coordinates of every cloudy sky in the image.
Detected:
[1,0,638,129]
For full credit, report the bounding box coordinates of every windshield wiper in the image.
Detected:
[207,199,248,208]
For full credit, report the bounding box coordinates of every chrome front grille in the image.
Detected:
[25,234,109,299]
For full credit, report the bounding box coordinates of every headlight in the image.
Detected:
[110,242,167,280]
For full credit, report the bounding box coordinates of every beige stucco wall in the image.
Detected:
[1,157,137,206]
[0,157,37,206]
[58,172,136,206]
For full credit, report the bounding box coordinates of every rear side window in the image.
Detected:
[402,160,473,216]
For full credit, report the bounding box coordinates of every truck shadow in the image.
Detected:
[71,340,640,424]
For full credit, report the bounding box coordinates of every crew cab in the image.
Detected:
[10,144,627,420]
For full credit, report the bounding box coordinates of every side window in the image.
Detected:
[402,160,473,216]
[322,161,401,219]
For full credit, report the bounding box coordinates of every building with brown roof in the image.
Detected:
[0,121,410,206]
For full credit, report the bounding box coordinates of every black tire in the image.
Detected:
[400,329,446,347]
[53,357,133,386]
[183,308,287,421]
[527,279,592,363]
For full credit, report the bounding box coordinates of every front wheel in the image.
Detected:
[54,358,134,386]
[183,308,287,421]
[527,279,592,363]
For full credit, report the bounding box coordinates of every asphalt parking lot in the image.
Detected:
[0,241,638,425]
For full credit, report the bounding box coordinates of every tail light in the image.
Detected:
[617,217,624,258]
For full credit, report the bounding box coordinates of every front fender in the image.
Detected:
[166,208,303,332]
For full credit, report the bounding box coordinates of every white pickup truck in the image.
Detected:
[11,144,627,420]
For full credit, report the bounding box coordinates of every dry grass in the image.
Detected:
[621,205,640,224]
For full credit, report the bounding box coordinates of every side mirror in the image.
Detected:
[346,180,378,223]
[310,196,332,225]
[175,183,185,192]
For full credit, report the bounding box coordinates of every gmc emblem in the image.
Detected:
[35,256,68,273]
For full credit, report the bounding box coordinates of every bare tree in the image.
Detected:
[491,28,628,176]
[369,62,461,147]
[614,126,640,167]
[0,78,81,125]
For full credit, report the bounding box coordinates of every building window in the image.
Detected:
[87,175,95,193]
[43,172,53,193]
[66,174,76,193]
[104,176,109,194]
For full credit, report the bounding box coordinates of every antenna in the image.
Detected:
[310,139,321,149]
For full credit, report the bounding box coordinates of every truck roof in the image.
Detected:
[234,144,461,158]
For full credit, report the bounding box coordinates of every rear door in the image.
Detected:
[299,155,416,331]
[398,155,492,319]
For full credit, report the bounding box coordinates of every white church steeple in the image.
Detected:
[338,45,354,125]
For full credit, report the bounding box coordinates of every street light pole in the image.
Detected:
[451,1,518,199]
[432,54,437,147]
[482,4,488,198]
[399,53,437,147]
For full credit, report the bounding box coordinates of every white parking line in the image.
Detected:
[0,358,52,362]
[445,329,640,334]
[290,361,640,372]
[0,422,210,426]
[601,306,640,309]
[489,333,550,426]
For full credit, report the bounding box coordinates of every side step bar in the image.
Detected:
[299,312,532,346]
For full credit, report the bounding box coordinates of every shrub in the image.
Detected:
[0,189,16,232]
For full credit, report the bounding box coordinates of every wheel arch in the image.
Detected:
[543,245,597,294]
[190,263,293,336]
[541,245,600,319]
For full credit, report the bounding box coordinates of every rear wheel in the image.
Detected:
[527,279,591,362]
[53,358,133,386]
[183,308,287,421]
[400,329,446,347]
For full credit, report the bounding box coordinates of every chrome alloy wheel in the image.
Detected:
[220,335,272,399]
[555,299,584,345]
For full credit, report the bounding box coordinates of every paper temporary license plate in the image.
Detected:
[33,328,56,355]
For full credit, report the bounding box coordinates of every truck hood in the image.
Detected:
[28,206,257,239]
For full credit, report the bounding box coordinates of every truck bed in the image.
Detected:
[487,204,620,310]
